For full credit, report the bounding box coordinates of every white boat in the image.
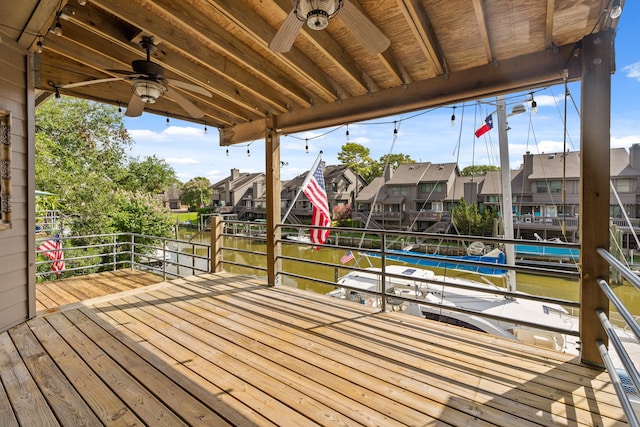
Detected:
[330,265,640,365]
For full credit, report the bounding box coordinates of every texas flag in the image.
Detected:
[474,114,493,137]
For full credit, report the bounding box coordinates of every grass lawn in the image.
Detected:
[171,212,198,223]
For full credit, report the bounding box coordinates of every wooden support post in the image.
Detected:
[210,215,223,273]
[265,116,282,286]
[579,30,614,367]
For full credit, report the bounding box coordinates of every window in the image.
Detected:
[536,180,563,194]
[420,182,444,193]
[0,110,11,231]
[432,201,443,212]
[615,179,632,193]
[331,181,338,192]
[390,186,407,195]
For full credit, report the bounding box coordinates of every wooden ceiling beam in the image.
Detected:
[141,0,328,106]
[204,0,357,100]
[88,0,301,114]
[221,43,580,145]
[17,0,59,49]
[545,0,556,48]
[41,24,263,125]
[396,0,447,77]
[471,0,494,63]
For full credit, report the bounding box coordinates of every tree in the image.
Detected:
[182,177,212,210]
[460,165,499,176]
[337,142,374,182]
[371,153,415,178]
[451,198,497,236]
[119,155,178,194]
[35,97,174,238]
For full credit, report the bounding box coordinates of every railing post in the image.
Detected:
[210,215,223,273]
[380,232,387,312]
[112,234,116,271]
[130,233,134,270]
[265,117,282,286]
[580,30,613,366]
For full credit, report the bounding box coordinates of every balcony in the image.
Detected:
[13,224,640,425]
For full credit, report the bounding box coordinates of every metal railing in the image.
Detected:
[36,232,210,281]
[218,221,582,334]
[597,248,640,426]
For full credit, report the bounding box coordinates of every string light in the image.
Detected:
[77,0,87,5]
[36,39,44,54]
[203,121,208,134]
[305,139,309,153]
[393,121,398,135]
[345,124,350,140]
[166,115,170,126]
[54,86,61,99]
[530,92,538,114]
[117,102,122,115]
[247,148,251,157]
[226,148,229,156]
[52,20,62,36]
[610,0,622,19]
[450,106,456,126]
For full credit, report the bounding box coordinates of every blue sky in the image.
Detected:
[124,3,640,184]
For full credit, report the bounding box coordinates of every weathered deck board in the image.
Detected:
[3,271,631,426]
[35,270,164,312]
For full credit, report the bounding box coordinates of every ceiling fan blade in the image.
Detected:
[166,79,212,97]
[341,0,390,55]
[125,94,145,117]
[105,69,138,75]
[269,9,304,53]
[166,87,205,118]
[60,77,125,89]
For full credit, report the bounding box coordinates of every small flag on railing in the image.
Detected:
[37,234,65,275]
[340,250,355,264]
[474,114,493,137]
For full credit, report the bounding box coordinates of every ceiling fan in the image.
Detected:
[270,0,390,54]
[58,36,212,118]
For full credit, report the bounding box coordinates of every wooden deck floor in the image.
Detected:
[2,271,629,426]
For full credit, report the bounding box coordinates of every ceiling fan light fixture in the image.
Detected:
[131,80,166,103]
[294,0,343,31]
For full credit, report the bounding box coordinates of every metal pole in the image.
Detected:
[496,95,517,292]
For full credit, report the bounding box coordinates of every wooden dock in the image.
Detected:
[1,271,629,426]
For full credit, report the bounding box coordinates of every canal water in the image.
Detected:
[179,231,640,323]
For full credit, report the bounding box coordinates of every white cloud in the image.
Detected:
[611,134,640,149]
[622,62,640,81]
[166,157,199,165]
[128,129,170,143]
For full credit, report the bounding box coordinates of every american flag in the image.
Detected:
[474,114,493,137]
[37,234,65,275]
[302,162,331,247]
[340,250,355,264]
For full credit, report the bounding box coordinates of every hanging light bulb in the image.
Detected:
[54,87,61,99]
[36,39,44,54]
[166,116,170,126]
[52,20,62,36]
[226,148,229,156]
[247,148,251,157]
[393,121,398,135]
[610,0,622,19]
[305,139,309,153]
[450,106,456,126]
[117,102,123,116]
[203,122,208,134]
[346,124,350,141]
[530,93,538,114]
[77,0,87,5]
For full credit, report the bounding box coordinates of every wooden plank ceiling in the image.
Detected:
[1,0,620,145]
